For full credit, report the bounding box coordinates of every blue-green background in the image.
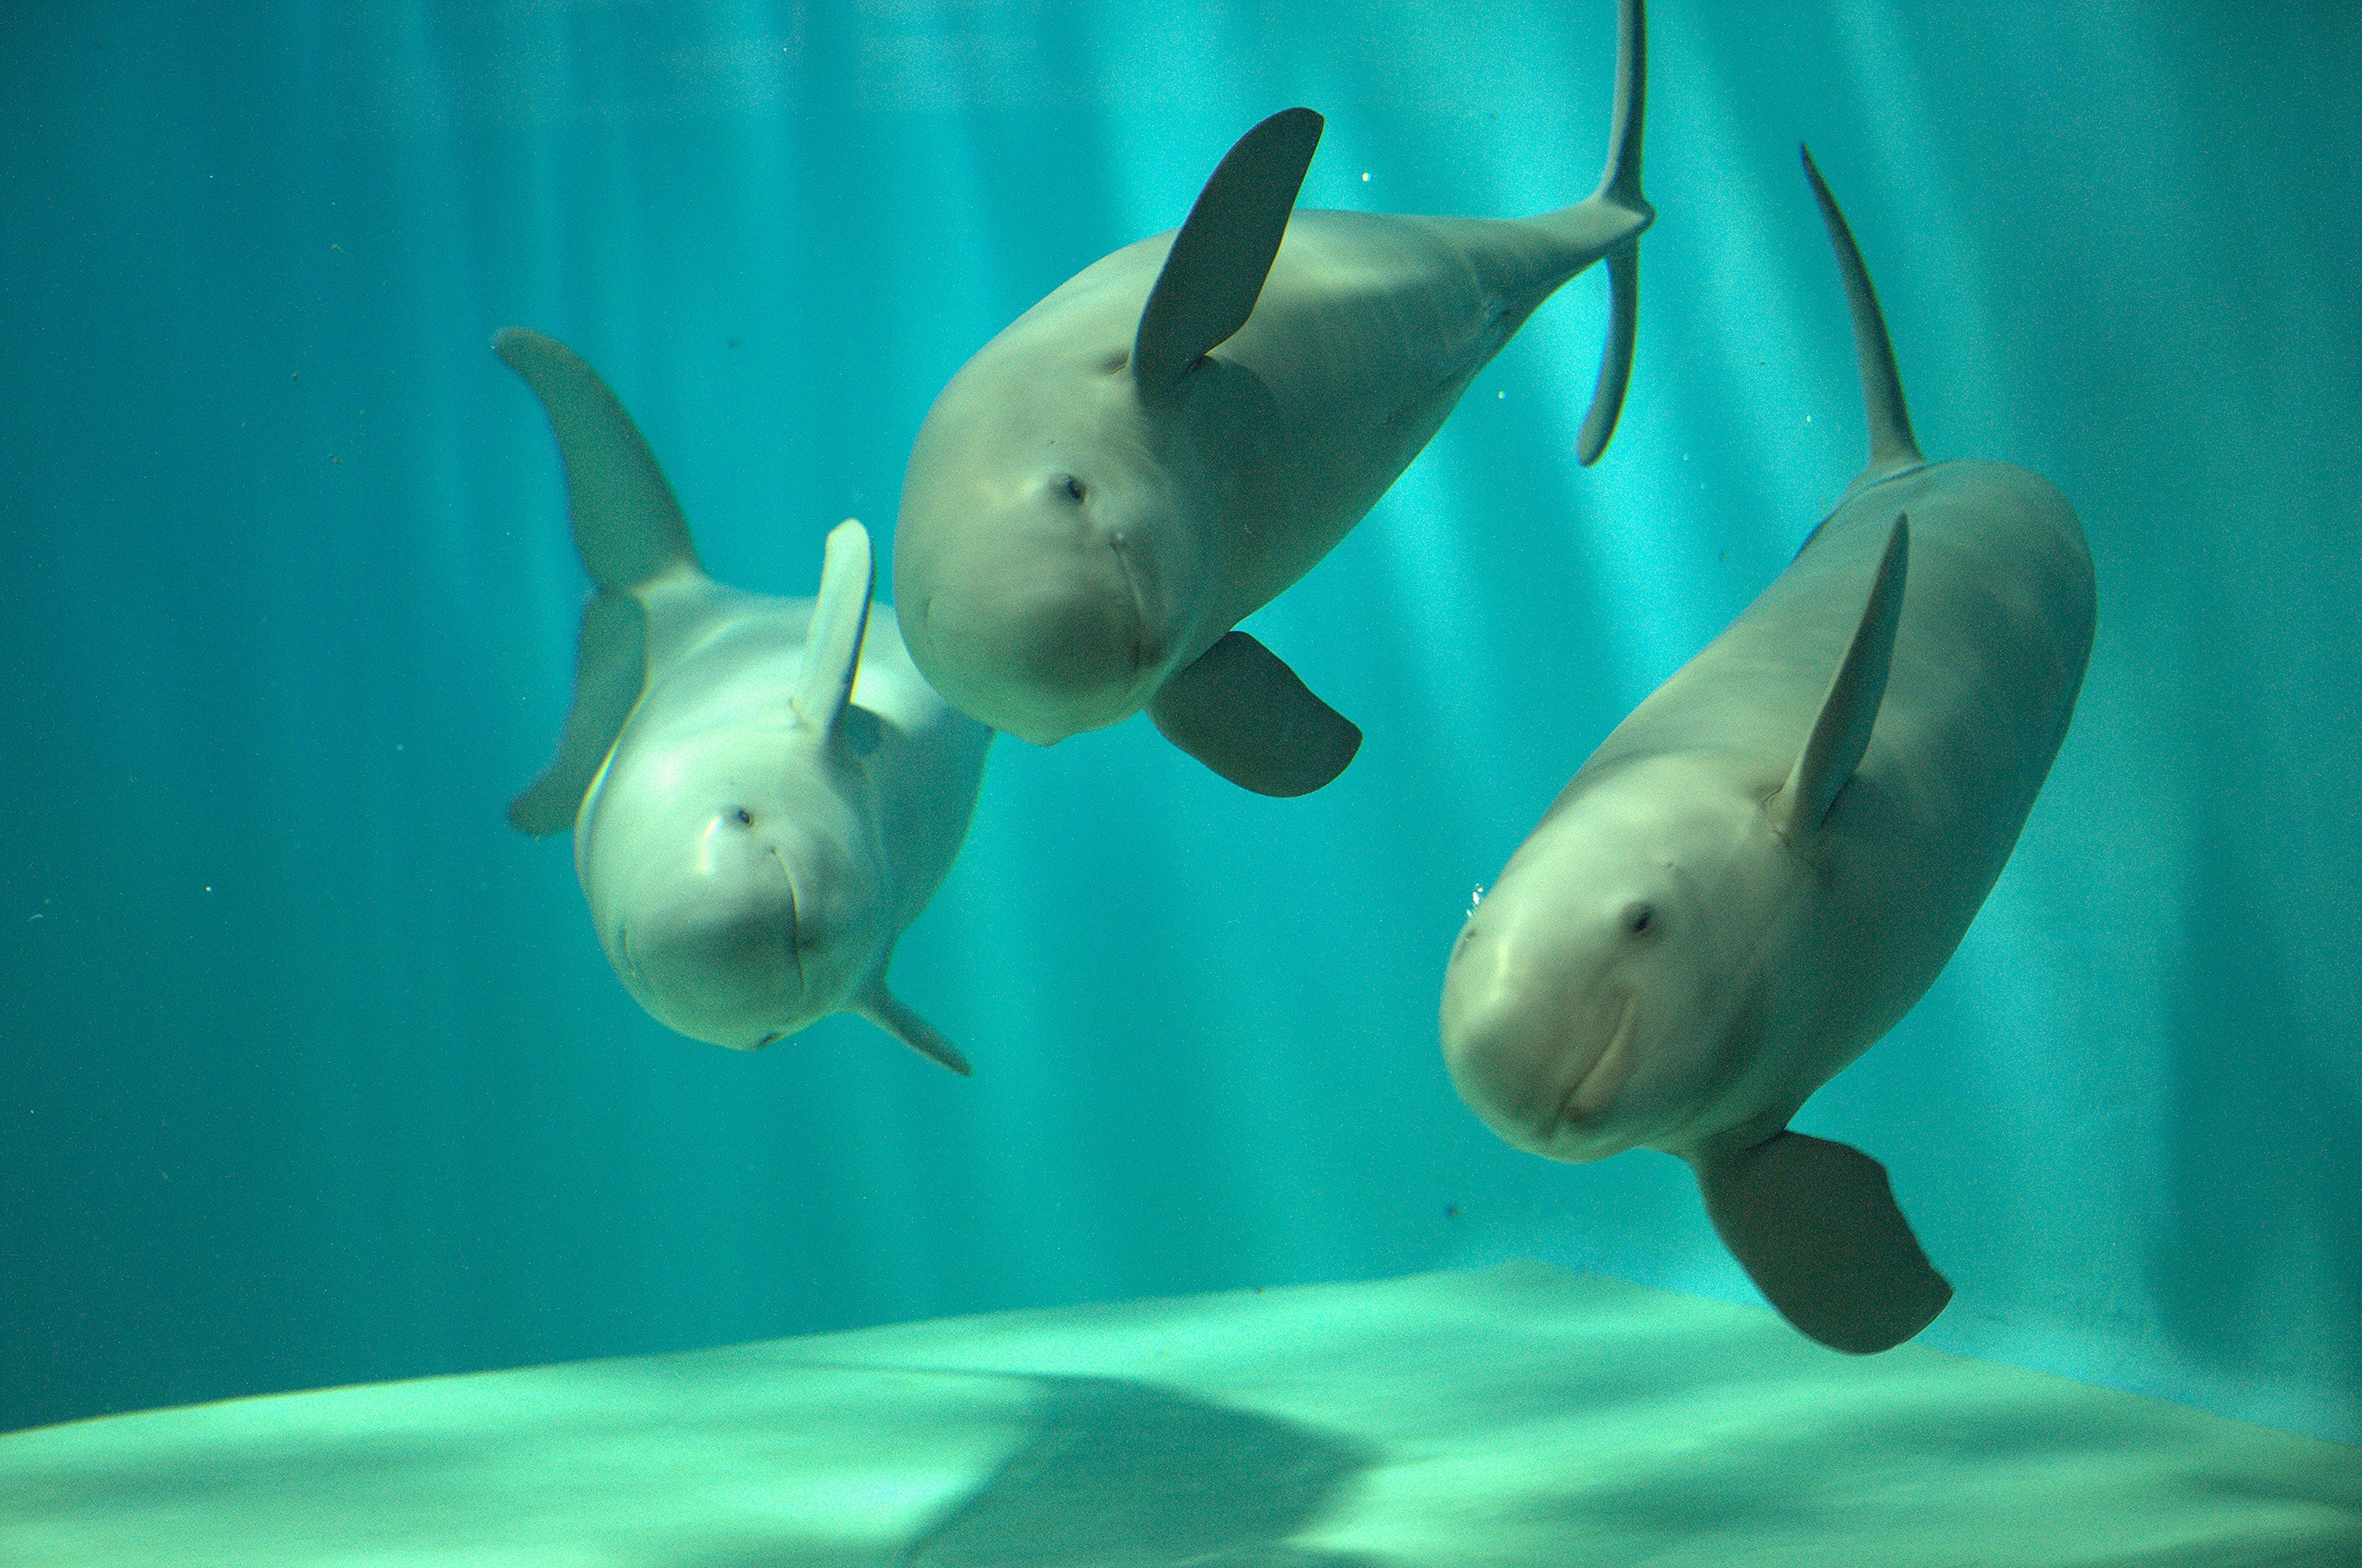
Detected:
[2,1,2355,1443]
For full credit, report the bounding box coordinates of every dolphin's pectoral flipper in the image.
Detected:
[1774,515,1908,838]
[1132,108,1324,396]
[855,975,972,1077]
[492,327,704,593]
[795,520,875,737]
[1573,0,1650,466]
[1693,1130,1952,1355]
[1147,631,1362,797]
[508,589,647,837]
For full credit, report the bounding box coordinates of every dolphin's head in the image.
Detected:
[1440,755,1805,1162]
[584,726,885,1051]
[894,339,1210,746]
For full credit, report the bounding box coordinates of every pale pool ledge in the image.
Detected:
[2,1265,2355,1566]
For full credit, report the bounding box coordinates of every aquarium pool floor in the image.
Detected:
[3,1264,2355,1566]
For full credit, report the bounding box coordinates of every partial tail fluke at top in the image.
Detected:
[492,327,703,594]
[495,327,706,837]
[1799,146,1923,485]
[1577,0,1650,465]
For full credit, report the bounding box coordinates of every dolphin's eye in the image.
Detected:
[1623,902,1656,936]
[733,807,754,827]
[1062,474,1086,503]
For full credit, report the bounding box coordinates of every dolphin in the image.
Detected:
[1438,150,2096,1354]
[497,328,990,1073]
[893,0,1652,796]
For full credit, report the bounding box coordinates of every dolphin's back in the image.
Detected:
[956,201,1641,635]
[1590,458,2092,1065]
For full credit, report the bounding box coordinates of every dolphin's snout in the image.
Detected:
[1442,923,1637,1158]
[915,542,1156,744]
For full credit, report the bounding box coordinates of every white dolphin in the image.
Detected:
[498,328,989,1073]
[1439,150,2096,1353]
[893,0,1652,796]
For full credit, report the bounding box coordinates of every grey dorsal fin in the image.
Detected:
[1575,0,1649,464]
[1132,108,1324,396]
[1147,630,1362,797]
[1799,147,1924,484]
[1692,1130,1952,1355]
[794,519,875,736]
[493,327,703,592]
[856,975,972,1076]
[1775,514,1907,838]
[507,589,646,837]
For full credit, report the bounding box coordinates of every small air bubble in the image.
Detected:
[1361,172,1370,181]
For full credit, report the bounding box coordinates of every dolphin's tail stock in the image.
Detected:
[494,327,705,837]
[1566,0,1650,464]
[1799,148,1926,491]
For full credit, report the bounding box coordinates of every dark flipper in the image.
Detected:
[856,977,973,1077]
[507,590,646,837]
[1148,631,1362,797]
[1132,108,1324,396]
[1692,1129,1952,1354]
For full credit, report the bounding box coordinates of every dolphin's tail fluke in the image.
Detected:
[495,327,703,837]
[1799,148,1925,486]
[1573,0,1649,464]
[494,327,704,593]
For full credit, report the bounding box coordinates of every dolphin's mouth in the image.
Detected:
[1107,531,1166,679]
[1552,993,1640,1133]
[771,846,806,993]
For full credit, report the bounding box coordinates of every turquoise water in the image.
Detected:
[1,0,2354,1458]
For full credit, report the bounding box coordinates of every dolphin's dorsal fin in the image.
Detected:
[1132,108,1324,397]
[1690,1130,1952,1354]
[494,327,704,592]
[794,519,875,738]
[1575,0,1650,466]
[1147,631,1362,797]
[1800,148,1923,487]
[1774,515,1908,838]
[496,327,707,837]
[855,974,973,1076]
